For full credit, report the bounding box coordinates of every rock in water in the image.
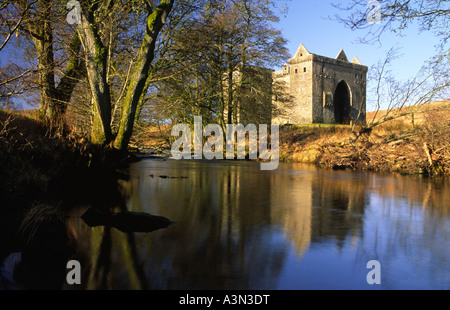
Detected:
[81,208,173,233]
[80,207,110,227]
[110,211,173,233]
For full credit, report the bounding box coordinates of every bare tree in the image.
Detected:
[0,63,31,106]
[1,0,86,129]
[365,47,449,130]
[147,0,289,130]
[331,0,450,47]
[330,1,449,136]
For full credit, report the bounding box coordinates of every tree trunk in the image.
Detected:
[35,32,83,131]
[53,33,85,131]
[31,0,56,123]
[226,63,234,125]
[22,0,83,131]
[77,9,113,144]
[113,0,174,151]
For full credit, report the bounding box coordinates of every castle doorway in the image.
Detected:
[333,81,351,124]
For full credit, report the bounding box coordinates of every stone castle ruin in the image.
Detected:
[272,43,368,125]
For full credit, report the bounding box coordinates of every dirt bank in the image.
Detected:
[279,122,449,177]
[131,108,449,178]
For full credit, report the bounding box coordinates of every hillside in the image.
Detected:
[366,100,450,127]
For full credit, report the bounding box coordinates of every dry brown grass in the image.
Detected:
[279,125,355,164]
[119,100,450,177]
[130,123,172,151]
[278,103,450,177]
[366,100,450,128]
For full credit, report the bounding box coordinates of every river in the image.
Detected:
[70,158,449,290]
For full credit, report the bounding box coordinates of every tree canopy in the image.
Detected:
[0,0,290,150]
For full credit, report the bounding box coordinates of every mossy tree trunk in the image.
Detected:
[77,4,113,145]
[26,0,56,123]
[53,33,85,130]
[113,0,174,151]
[19,0,84,130]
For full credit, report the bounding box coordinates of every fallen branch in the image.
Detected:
[423,142,433,166]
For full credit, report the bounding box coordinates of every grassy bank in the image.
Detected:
[278,120,449,177]
[132,106,449,178]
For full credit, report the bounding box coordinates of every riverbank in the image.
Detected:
[132,111,449,178]
[0,110,129,264]
[278,119,449,177]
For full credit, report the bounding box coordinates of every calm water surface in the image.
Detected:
[75,159,450,290]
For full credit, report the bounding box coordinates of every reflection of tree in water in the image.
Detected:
[172,166,283,289]
[81,226,149,290]
[111,161,288,290]
[353,175,450,289]
[87,226,111,289]
[310,176,367,248]
[72,161,287,289]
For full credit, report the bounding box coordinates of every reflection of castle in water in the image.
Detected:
[310,177,366,246]
[270,166,367,257]
[121,161,370,289]
[269,172,312,257]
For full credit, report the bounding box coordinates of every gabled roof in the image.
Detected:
[285,43,365,68]
[289,44,311,63]
[336,49,348,62]
[352,56,362,64]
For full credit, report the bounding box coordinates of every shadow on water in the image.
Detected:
[81,212,170,290]
[0,159,173,290]
[6,204,73,290]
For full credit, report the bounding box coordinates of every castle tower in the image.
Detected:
[273,43,368,125]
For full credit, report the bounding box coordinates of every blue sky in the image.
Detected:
[273,0,445,109]
[275,0,441,75]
